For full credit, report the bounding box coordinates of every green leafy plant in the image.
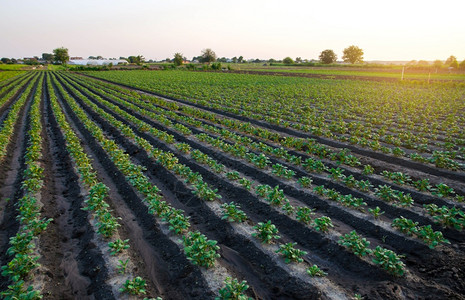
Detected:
[120,276,147,295]
[392,217,418,235]
[216,277,251,300]
[252,221,280,244]
[362,165,374,175]
[312,216,333,232]
[368,206,384,219]
[266,185,286,206]
[276,242,307,263]
[108,239,130,255]
[339,231,372,257]
[372,246,405,276]
[239,178,252,190]
[182,231,220,268]
[306,265,327,277]
[116,259,130,274]
[255,184,272,197]
[226,171,241,180]
[298,176,313,188]
[221,202,247,223]
[432,183,454,198]
[295,206,315,225]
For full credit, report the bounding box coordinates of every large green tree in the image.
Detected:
[445,55,458,68]
[128,55,145,65]
[342,45,364,64]
[201,48,217,64]
[42,53,54,62]
[319,49,337,64]
[173,53,184,66]
[53,47,69,65]
[283,57,294,65]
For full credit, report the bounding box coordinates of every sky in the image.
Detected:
[1,0,464,61]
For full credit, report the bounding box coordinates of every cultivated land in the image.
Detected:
[0,69,464,299]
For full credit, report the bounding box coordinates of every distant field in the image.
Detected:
[0,70,25,82]
[237,66,465,81]
[0,64,29,70]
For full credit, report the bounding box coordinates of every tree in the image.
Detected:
[1,58,11,64]
[238,56,244,63]
[232,57,238,63]
[433,60,443,69]
[42,53,54,62]
[342,45,364,64]
[128,55,145,65]
[319,50,337,64]
[174,53,184,66]
[201,48,217,63]
[445,55,459,68]
[53,47,69,65]
[459,60,465,70]
[295,57,302,63]
[417,60,429,66]
[283,57,294,65]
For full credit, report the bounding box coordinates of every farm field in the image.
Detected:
[0,70,464,299]
[233,65,465,81]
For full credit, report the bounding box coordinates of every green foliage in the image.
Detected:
[174,52,184,66]
[266,185,287,206]
[372,246,405,276]
[276,242,307,263]
[182,231,220,268]
[342,45,364,64]
[0,280,42,300]
[298,176,313,188]
[319,49,337,64]
[306,265,327,277]
[201,48,217,63]
[252,221,280,244]
[338,231,372,257]
[108,239,130,256]
[116,259,130,274]
[295,206,315,225]
[368,206,384,219]
[283,57,294,65]
[221,202,247,223]
[312,216,334,232]
[120,277,147,295]
[216,277,251,300]
[53,47,69,65]
[255,184,272,197]
[226,171,241,180]
[362,165,374,175]
[424,204,465,230]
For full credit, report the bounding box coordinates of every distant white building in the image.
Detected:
[68,59,127,66]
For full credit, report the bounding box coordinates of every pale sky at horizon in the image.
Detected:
[2,0,464,61]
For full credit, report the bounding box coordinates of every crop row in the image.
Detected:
[58,72,413,279]
[67,73,465,231]
[54,73,359,296]
[1,73,49,299]
[85,71,465,169]
[0,73,39,161]
[50,73,250,298]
